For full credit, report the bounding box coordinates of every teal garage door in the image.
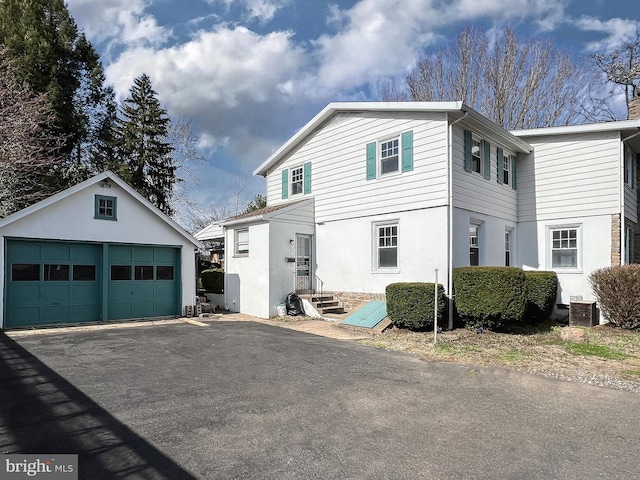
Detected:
[107,245,180,320]
[5,240,101,328]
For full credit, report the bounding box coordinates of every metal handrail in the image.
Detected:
[314,274,324,310]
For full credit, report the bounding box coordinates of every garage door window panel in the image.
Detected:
[73,265,96,281]
[12,264,40,281]
[135,266,154,280]
[111,265,131,280]
[44,264,70,281]
[156,266,174,280]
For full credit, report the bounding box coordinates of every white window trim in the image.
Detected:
[372,220,400,273]
[378,135,401,177]
[546,224,582,273]
[234,228,249,257]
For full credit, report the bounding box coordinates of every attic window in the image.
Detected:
[95,195,117,221]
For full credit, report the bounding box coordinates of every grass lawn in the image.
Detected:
[356,322,640,390]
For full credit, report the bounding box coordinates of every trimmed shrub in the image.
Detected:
[453,267,526,329]
[589,265,640,329]
[386,282,447,330]
[524,271,558,323]
[201,269,224,294]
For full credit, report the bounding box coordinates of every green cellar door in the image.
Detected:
[5,240,101,328]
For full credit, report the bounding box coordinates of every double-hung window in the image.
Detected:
[501,151,510,185]
[551,227,578,268]
[380,138,400,175]
[471,138,483,174]
[374,222,398,270]
[366,131,413,180]
[291,166,304,195]
[625,146,636,188]
[234,228,249,256]
[505,229,512,266]
[469,223,480,266]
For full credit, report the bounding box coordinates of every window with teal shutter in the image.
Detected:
[401,131,413,172]
[464,130,472,172]
[483,140,491,179]
[497,147,504,185]
[281,169,288,199]
[511,155,518,190]
[366,142,376,180]
[303,162,311,194]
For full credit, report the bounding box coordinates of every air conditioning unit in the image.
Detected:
[569,301,597,327]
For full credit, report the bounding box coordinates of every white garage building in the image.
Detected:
[0,171,201,329]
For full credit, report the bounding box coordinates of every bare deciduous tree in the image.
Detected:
[389,26,606,129]
[592,30,640,119]
[0,48,65,218]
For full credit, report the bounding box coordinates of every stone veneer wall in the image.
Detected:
[611,214,621,266]
[331,291,386,312]
[628,95,640,120]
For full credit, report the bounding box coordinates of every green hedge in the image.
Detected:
[386,282,447,330]
[201,269,224,294]
[524,271,558,323]
[453,267,526,329]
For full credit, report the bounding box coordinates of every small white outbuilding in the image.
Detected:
[0,171,201,329]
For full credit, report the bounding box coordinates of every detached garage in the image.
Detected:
[0,171,201,329]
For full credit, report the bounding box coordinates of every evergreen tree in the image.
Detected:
[116,74,176,216]
[0,0,116,184]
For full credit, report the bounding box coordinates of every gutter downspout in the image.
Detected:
[447,111,469,330]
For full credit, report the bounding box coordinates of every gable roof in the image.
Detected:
[220,199,312,227]
[253,101,533,177]
[0,170,202,248]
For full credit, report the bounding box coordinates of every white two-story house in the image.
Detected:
[207,102,639,322]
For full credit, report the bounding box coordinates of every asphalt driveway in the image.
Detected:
[2,320,639,479]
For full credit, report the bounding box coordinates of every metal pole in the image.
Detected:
[434,268,439,345]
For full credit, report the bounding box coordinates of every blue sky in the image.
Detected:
[65,0,640,227]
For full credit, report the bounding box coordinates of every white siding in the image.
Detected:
[315,207,449,294]
[225,223,270,317]
[517,131,621,222]
[518,215,612,306]
[266,111,449,223]
[451,124,519,222]
[452,208,517,267]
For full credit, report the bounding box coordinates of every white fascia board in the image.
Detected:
[511,119,640,138]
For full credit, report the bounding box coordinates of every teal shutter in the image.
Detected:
[366,142,376,180]
[401,130,414,172]
[483,140,491,179]
[497,147,504,185]
[511,155,518,190]
[281,169,289,199]
[303,162,311,194]
[464,130,472,172]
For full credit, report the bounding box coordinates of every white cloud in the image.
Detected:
[105,25,310,154]
[205,0,289,23]
[448,0,568,31]
[66,0,169,52]
[573,16,640,51]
